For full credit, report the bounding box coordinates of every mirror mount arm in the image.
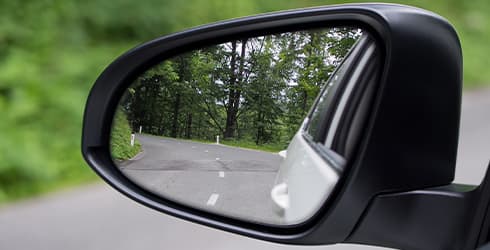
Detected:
[348,161,490,250]
[347,183,480,250]
[470,161,490,249]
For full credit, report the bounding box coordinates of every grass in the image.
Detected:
[143,133,287,153]
[219,139,287,153]
[110,110,142,161]
[0,170,98,205]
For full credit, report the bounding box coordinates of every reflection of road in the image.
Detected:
[1,88,490,250]
[119,134,283,224]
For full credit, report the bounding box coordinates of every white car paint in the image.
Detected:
[271,130,340,224]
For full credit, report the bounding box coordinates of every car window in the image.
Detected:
[304,37,362,143]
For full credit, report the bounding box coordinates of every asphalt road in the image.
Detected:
[455,87,490,184]
[119,135,283,224]
[1,88,489,250]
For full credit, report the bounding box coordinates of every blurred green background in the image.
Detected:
[1,0,489,203]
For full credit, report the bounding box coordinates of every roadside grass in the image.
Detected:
[110,111,141,161]
[143,134,287,153]
[0,170,98,205]
[219,139,287,153]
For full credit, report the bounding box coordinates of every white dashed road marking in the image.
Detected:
[206,193,219,206]
[219,171,225,178]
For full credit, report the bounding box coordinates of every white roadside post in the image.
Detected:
[130,133,135,147]
[139,126,142,134]
[216,135,220,144]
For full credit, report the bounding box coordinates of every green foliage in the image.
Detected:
[0,0,488,203]
[111,111,141,160]
[288,0,490,87]
[120,28,359,150]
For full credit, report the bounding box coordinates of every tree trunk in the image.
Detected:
[224,41,238,138]
[255,111,265,145]
[171,93,181,138]
[196,114,202,138]
[224,39,247,139]
[255,94,264,145]
[185,113,192,139]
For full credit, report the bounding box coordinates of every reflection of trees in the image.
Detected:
[120,27,362,146]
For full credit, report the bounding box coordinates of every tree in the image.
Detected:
[118,27,362,147]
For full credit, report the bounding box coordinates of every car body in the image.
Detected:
[271,34,378,224]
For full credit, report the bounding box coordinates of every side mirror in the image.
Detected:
[110,26,374,226]
[82,3,484,250]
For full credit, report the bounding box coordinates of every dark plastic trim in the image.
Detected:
[347,184,478,250]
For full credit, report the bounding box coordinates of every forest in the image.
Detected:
[115,28,361,151]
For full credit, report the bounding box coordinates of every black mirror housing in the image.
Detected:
[82,3,463,249]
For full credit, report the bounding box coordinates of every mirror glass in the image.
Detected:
[110,26,370,225]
